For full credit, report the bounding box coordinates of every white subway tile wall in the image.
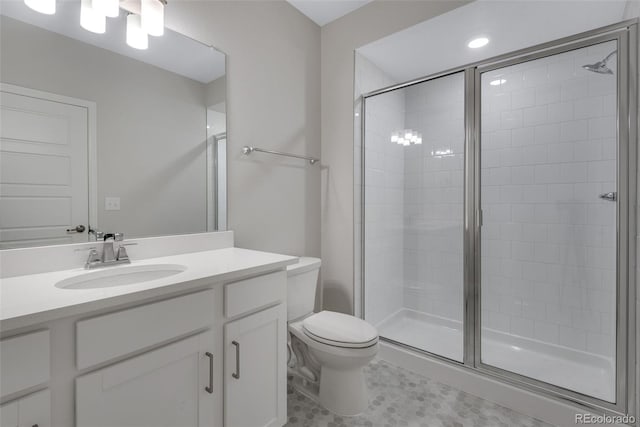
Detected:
[480,41,618,359]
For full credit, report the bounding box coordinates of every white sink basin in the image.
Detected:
[55,264,187,290]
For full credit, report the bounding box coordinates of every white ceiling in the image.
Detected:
[287,0,372,26]
[357,0,632,83]
[0,0,226,84]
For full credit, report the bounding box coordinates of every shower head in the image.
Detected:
[582,50,617,75]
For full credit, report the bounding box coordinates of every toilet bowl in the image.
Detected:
[286,257,378,416]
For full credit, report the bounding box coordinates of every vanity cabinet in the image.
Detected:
[2,258,292,427]
[0,330,50,398]
[73,289,220,427]
[224,304,287,427]
[0,330,51,426]
[76,330,216,427]
[0,389,51,427]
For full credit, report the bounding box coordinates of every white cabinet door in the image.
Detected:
[0,389,51,427]
[224,304,286,427]
[76,330,217,427]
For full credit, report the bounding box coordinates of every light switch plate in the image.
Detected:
[105,197,120,211]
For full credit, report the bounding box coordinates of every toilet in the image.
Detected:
[286,257,378,416]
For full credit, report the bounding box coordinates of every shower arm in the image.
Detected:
[603,50,617,63]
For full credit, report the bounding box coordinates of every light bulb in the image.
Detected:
[80,0,106,34]
[468,37,489,48]
[404,130,413,140]
[24,0,55,14]
[141,0,164,37]
[127,14,149,49]
[391,132,399,142]
[92,0,119,18]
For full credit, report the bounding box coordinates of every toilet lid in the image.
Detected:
[302,311,378,348]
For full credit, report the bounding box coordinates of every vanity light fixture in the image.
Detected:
[80,0,106,34]
[23,0,168,50]
[141,0,165,37]
[24,0,55,15]
[391,130,422,146]
[489,78,507,86]
[126,13,149,50]
[92,0,119,18]
[468,37,489,49]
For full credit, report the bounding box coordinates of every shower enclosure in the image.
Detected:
[361,21,637,415]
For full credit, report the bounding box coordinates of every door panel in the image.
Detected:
[479,40,618,402]
[0,88,89,248]
[363,72,466,362]
[76,330,216,427]
[224,304,286,427]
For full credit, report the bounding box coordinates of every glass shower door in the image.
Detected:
[363,72,465,362]
[479,39,619,402]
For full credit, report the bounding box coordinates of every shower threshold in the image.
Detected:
[376,308,615,402]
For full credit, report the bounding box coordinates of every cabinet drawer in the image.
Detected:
[0,389,51,427]
[0,330,50,398]
[77,289,215,370]
[225,271,285,318]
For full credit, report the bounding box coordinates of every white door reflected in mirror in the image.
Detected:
[0,87,90,248]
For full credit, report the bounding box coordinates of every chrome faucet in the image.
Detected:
[84,232,132,269]
[102,233,117,263]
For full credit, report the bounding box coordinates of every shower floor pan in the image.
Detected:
[376,308,615,402]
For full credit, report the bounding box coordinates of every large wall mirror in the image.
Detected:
[0,0,227,249]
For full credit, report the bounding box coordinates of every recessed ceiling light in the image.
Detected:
[490,79,507,86]
[468,37,489,49]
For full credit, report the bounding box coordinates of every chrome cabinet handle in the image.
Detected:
[205,352,214,394]
[66,225,86,233]
[232,341,240,379]
[599,192,617,202]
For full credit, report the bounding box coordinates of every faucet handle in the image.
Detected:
[116,245,130,262]
[84,248,101,268]
[114,232,124,242]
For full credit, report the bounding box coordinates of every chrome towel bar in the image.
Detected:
[242,146,319,165]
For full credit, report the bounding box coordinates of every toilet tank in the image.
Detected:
[286,257,321,321]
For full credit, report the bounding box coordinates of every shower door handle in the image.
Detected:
[599,192,617,202]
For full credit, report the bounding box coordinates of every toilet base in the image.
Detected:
[318,366,369,416]
[287,319,378,417]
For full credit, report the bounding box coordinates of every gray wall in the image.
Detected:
[166,1,321,258]
[320,1,471,313]
[1,16,210,238]
[206,75,227,110]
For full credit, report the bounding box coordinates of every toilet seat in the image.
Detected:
[302,311,378,349]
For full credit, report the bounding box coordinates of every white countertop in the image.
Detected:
[1,247,298,332]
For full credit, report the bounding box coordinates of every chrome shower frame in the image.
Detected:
[359,19,638,418]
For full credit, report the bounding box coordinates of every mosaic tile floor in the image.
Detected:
[285,360,554,427]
